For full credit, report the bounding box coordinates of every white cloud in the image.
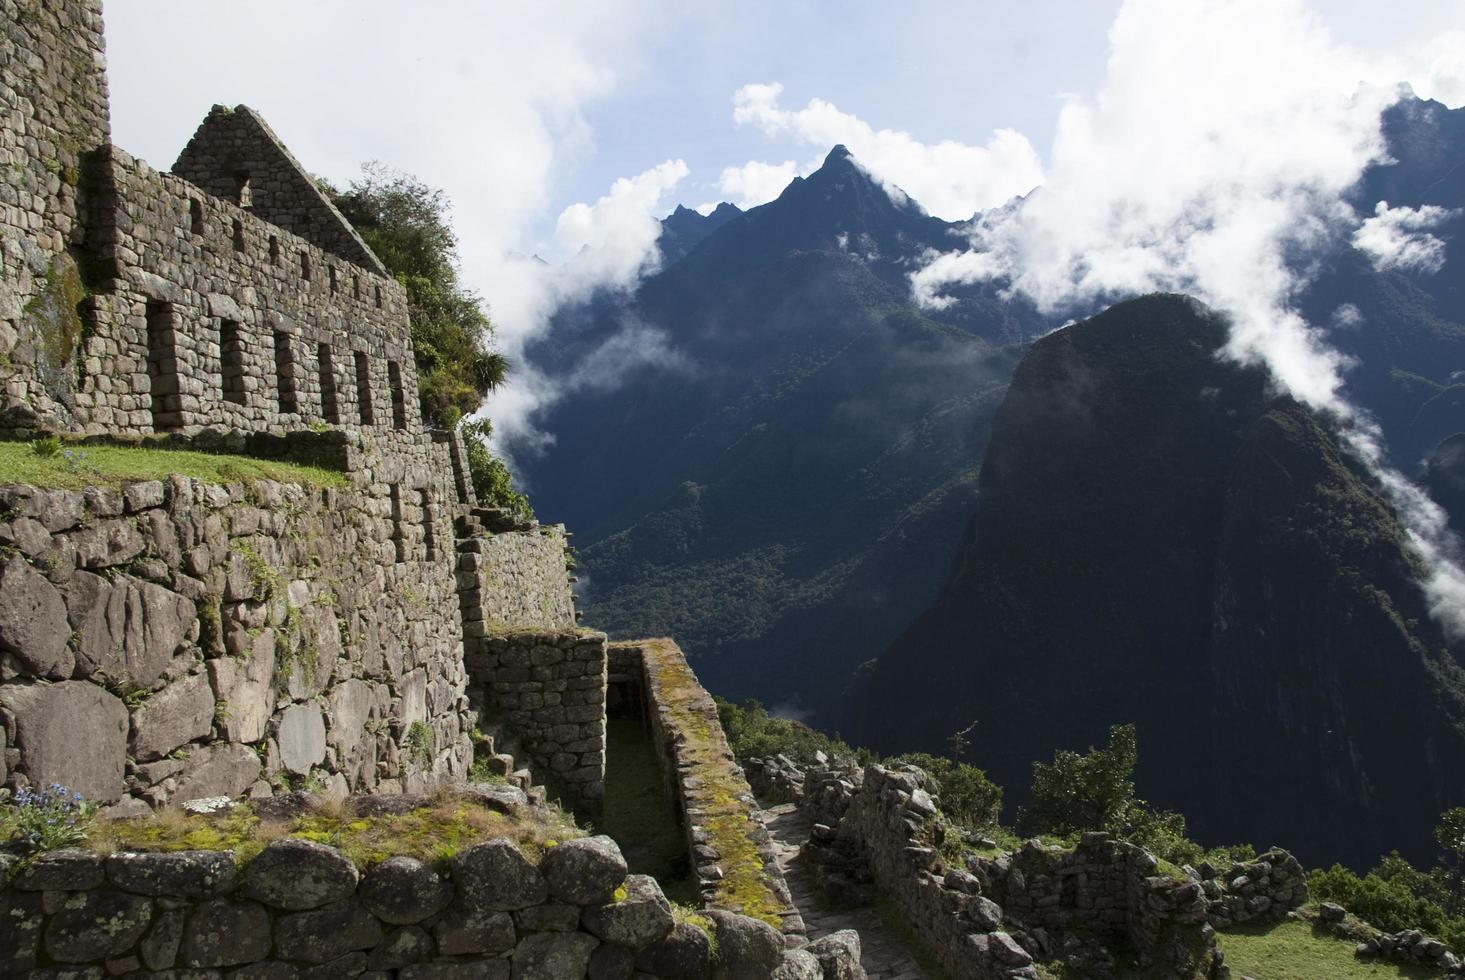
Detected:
[480,160,691,455]
[1353,201,1458,274]
[1401,31,1465,108]
[715,159,803,209]
[730,82,1043,221]
[911,0,1465,636]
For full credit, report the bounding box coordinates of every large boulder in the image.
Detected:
[432,905,516,956]
[207,629,275,743]
[540,835,628,905]
[453,839,548,911]
[275,902,385,963]
[44,890,153,961]
[241,838,358,910]
[278,702,327,775]
[358,856,452,924]
[807,930,865,980]
[65,571,194,686]
[635,920,713,978]
[130,673,215,761]
[512,931,600,979]
[0,680,127,802]
[772,949,823,980]
[582,873,674,949]
[708,910,785,980]
[0,557,73,678]
[105,850,237,898]
[171,742,262,804]
[179,899,272,967]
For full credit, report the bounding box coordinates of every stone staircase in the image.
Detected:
[472,718,546,804]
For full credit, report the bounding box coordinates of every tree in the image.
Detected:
[1017,723,1138,837]
[327,163,507,426]
[1437,807,1465,916]
[462,418,533,523]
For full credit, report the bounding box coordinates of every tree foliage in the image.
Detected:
[327,163,507,426]
[462,418,533,523]
[1018,724,1140,837]
[887,751,1003,829]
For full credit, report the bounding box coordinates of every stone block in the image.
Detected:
[0,556,73,678]
[0,680,128,802]
[131,672,215,761]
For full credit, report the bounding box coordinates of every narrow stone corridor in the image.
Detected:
[761,802,932,980]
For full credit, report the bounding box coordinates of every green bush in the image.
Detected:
[888,751,1003,829]
[1018,723,1139,837]
[461,418,533,523]
[715,697,863,766]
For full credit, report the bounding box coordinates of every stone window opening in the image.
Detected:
[232,218,245,252]
[300,251,311,282]
[219,318,246,405]
[269,235,280,265]
[390,484,408,563]
[189,198,204,236]
[145,300,182,431]
[374,285,382,309]
[388,360,407,430]
[318,342,340,424]
[353,275,361,300]
[329,265,339,293]
[354,350,374,425]
[274,331,298,414]
[420,489,438,561]
[235,172,252,208]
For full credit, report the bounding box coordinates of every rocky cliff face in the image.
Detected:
[854,294,1465,868]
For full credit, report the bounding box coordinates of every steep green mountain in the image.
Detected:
[518,147,1044,712]
[853,294,1465,869]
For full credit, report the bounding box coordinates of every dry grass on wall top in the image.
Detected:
[633,638,786,928]
[83,791,582,871]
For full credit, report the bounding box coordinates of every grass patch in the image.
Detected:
[628,638,787,928]
[602,712,699,905]
[1217,920,1437,979]
[0,440,346,490]
[85,791,580,870]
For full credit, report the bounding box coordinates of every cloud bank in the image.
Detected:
[731,82,1044,220]
[911,0,1465,636]
[479,159,692,458]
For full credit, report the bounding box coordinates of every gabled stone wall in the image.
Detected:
[0,473,472,811]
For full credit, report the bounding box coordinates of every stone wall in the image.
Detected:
[610,639,802,940]
[0,0,111,428]
[0,823,841,978]
[462,628,607,815]
[459,524,576,633]
[172,105,386,274]
[1196,848,1307,929]
[0,473,473,812]
[72,145,415,438]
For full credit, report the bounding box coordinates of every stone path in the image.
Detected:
[761,802,931,980]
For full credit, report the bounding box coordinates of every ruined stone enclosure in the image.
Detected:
[0,0,602,818]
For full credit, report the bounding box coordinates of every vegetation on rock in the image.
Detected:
[0,439,346,489]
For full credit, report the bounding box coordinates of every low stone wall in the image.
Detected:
[462,628,607,815]
[972,834,1214,974]
[0,474,473,812]
[0,825,833,978]
[459,525,575,632]
[1196,848,1307,929]
[610,639,802,941]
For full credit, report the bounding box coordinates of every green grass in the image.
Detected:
[1217,920,1436,979]
[0,441,346,490]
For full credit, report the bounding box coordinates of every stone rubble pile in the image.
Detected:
[1194,848,1307,929]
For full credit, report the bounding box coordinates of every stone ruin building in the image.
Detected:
[0,0,597,814]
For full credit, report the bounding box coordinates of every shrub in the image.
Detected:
[888,751,1003,829]
[5,783,95,851]
[715,697,862,765]
[1018,723,1138,837]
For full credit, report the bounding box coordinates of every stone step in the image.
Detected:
[509,768,534,789]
